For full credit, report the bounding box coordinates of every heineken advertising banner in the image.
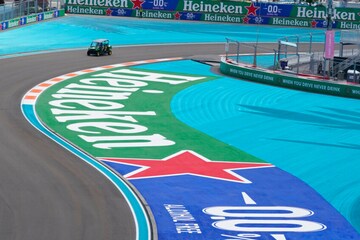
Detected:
[65,0,360,29]
[0,9,65,31]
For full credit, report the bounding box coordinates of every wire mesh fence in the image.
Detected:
[225,30,360,82]
[225,39,278,69]
[0,0,63,21]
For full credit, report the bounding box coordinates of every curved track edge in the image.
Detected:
[20,58,182,240]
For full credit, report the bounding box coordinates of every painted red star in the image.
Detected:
[242,16,250,24]
[311,19,318,28]
[106,8,113,16]
[100,151,272,183]
[131,0,145,9]
[245,2,259,16]
[174,11,182,20]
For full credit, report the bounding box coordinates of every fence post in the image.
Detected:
[10,1,12,18]
[2,4,5,21]
[225,38,229,60]
[273,49,277,70]
[19,0,22,18]
[310,53,314,74]
[277,40,281,62]
[296,36,300,74]
[236,41,240,63]
[253,44,257,67]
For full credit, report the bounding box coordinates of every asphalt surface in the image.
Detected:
[0,44,229,240]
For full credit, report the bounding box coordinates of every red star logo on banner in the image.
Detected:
[242,16,250,24]
[100,151,272,183]
[174,11,182,20]
[245,2,259,16]
[131,0,145,9]
[311,20,318,28]
[106,8,113,16]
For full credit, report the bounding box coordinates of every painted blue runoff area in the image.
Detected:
[136,60,360,236]
[0,15,331,56]
[6,15,359,238]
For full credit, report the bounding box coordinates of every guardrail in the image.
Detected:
[0,8,65,31]
[220,57,360,100]
[1,0,63,22]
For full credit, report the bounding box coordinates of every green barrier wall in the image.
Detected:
[220,59,360,100]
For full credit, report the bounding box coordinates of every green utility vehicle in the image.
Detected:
[87,39,112,56]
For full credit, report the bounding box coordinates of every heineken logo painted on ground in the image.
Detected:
[101,150,271,183]
[22,58,360,239]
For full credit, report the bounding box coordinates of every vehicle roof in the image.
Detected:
[92,39,109,43]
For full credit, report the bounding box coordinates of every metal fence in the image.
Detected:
[0,0,63,21]
[225,31,360,82]
[225,38,278,70]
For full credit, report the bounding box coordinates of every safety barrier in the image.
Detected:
[0,8,64,31]
[220,57,360,100]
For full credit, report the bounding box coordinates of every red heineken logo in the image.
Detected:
[131,0,145,9]
[245,2,259,16]
[100,151,272,183]
[106,8,113,16]
[311,19,318,28]
[242,16,250,24]
[174,12,182,20]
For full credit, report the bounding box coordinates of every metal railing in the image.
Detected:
[0,0,63,21]
[335,53,360,72]
[225,31,360,82]
[225,38,278,70]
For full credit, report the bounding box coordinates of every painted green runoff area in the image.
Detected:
[35,65,265,163]
[220,60,360,100]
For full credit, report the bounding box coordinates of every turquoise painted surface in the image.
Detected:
[230,54,277,68]
[147,60,360,233]
[0,15,331,56]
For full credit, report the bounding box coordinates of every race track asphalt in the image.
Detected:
[0,44,228,240]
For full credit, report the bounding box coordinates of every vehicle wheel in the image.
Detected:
[108,51,112,56]
[87,52,90,56]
